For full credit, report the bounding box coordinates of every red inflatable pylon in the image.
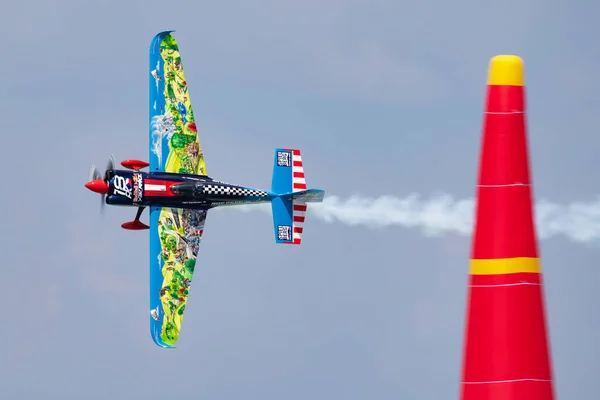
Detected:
[459,55,556,399]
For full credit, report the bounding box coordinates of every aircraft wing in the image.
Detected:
[148,31,208,348]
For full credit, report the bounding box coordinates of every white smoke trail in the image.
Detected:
[226,194,600,243]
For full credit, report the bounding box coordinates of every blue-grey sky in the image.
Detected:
[2,0,599,398]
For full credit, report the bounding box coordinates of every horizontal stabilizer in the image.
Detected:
[271,196,294,243]
[271,196,306,245]
[271,148,306,194]
[270,147,323,245]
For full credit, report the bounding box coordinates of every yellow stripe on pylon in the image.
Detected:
[470,257,540,275]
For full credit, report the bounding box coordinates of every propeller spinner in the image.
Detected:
[85,155,115,212]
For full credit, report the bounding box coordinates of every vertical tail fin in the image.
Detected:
[270,148,324,245]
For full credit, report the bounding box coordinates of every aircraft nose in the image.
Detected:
[85,179,109,194]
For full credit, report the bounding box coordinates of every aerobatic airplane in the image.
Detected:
[84,31,325,348]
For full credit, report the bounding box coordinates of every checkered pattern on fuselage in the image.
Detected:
[202,185,268,197]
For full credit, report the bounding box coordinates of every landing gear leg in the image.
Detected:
[135,206,145,221]
[121,206,150,230]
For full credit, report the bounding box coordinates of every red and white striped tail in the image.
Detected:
[286,148,306,245]
[288,201,306,245]
[290,149,307,191]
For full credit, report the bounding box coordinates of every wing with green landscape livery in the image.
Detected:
[148,31,208,348]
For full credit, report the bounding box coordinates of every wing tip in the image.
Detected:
[150,319,177,349]
[151,331,177,349]
[156,343,177,349]
[156,29,176,36]
[150,30,177,48]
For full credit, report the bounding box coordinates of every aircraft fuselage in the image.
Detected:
[105,169,273,209]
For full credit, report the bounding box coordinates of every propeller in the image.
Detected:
[104,155,115,183]
[87,155,115,213]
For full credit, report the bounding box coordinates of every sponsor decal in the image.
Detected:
[277,225,292,241]
[211,200,257,206]
[133,173,143,203]
[113,175,133,199]
[277,151,292,167]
